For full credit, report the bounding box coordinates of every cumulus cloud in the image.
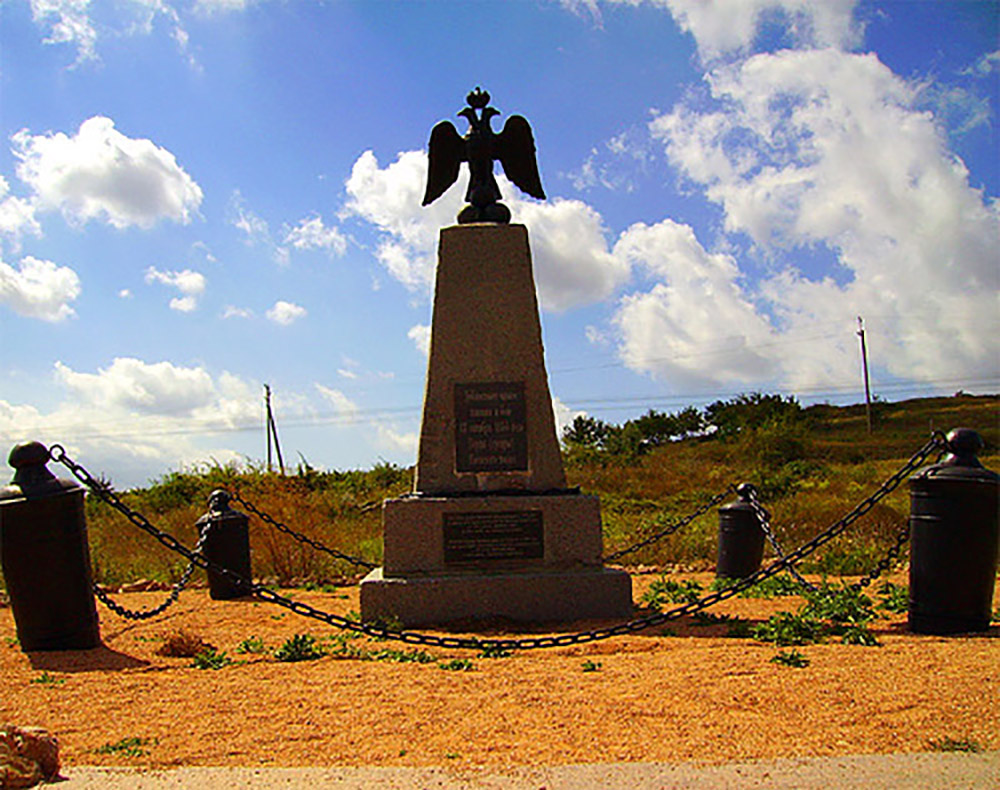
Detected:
[551,395,586,440]
[145,266,206,312]
[344,149,630,311]
[266,300,306,325]
[0,358,264,487]
[12,117,203,229]
[635,47,1000,390]
[612,219,778,389]
[0,255,81,321]
[283,215,348,257]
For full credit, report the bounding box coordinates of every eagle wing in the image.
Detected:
[497,115,545,200]
[423,121,465,206]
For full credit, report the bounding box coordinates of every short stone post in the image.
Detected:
[908,428,999,634]
[716,483,766,580]
[0,442,100,651]
[196,490,252,600]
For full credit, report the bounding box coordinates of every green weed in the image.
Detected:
[581,660,602,672]
[477,644,513,659]
[724,618,753,638]
[438,658,475,671]
[29,671,65,686]
[841,624,880,646]
[875,581,909,614]
[94,737,158,758]
[274,633,324,662]
[928,737,982,753]
[752,612,826,646]
[770,650,810,668]
[642,577,703,610]
[235,636,267,654]
[191,647,233,670]
[369,648,437,664]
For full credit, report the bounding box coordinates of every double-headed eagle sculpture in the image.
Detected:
[422,87,545,224]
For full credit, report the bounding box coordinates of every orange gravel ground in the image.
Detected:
[2,572,998,770]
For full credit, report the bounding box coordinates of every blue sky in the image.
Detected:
[1,0,997,488]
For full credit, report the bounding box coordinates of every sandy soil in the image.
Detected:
[2,572,998,774]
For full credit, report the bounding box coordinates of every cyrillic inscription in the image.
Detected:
[454,381,527,472]
[443,511,544,564]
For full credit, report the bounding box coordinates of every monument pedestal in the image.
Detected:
[361,224,632,626]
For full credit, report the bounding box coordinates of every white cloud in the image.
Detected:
[0,255,81,321]
[144,266,206,312]
[408,323,431,357]
[283,215,348,257]
[637,47,999,390]
[12,117,203,229]
[315,384,358,424]
[375,424,418,456]
[28,0,98,62]
[221,305,252,319]
[643,0,861,61]
[336,368,358,380]
[119,289,132,299]
[228,189,271,244]
[612,219,778,388]
[266,300,306,325]
[0,176,42,247]
[0,358,263,487]
[344,149,630,311]
[55,357,217,415]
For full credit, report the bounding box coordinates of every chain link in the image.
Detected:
[744,491,818,592]
[228,490,377,571]
[603,484,736,563]
[92,525,210,620]
[51,434,944,651]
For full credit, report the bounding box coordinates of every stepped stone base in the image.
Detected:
[360,566,632,627]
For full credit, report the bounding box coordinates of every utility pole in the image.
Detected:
[264,384,285,474]
[857,316,873,435]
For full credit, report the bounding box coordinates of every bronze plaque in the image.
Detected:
[454,382,527,473]
[443,511,544,564]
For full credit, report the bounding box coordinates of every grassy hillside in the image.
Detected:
[3,394,996,590]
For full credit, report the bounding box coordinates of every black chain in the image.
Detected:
[50,434,944,651]
[744,491,818,592]
[92,525,211,620]
[228,490,377,571]
[603,484,736,563]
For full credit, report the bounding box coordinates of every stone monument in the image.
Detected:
[359,89,632,626]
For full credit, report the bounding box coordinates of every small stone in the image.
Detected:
[0,724,60,787]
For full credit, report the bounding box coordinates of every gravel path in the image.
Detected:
[55,751,1000,789]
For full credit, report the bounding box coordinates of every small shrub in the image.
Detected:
[94,737,158,758]
[841,624,880,646]
[642,577,703,610]
[770,650,810,668]
[157,629,211,658]
[737,574,802,599]
[928,737,982,753]
[192,647,233,670]
[438,658,475,671]
[235,636,267,654]
[801,584,876,631]
[274,633,324,662]
[477,644,513,659]
[29,671,64,686]
[753,612,826,646]
[369,648,437,664]
[581,660,602,672]
[875,582,909,614]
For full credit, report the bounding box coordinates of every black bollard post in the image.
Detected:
[716,483,766,580]
[0,442,100,651]
[196,490,252,600]
[908,428,999,635]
